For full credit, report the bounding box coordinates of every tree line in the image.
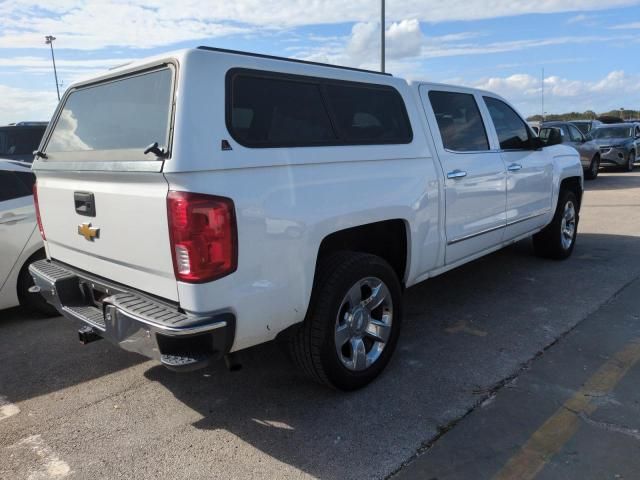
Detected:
[527,109,639,122]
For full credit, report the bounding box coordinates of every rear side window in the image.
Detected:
[484,97,530,150]
[228,74,336,147]
[46,68,173,156]
[428,91,489,151]
[226,69,412,147]
[324,83,412,144]
[0,171,32,202]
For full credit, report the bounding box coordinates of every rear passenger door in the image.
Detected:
[482,96,553,240]
[420,87,507,265]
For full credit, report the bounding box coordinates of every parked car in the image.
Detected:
[29,47,583,390]
[588,123,640,171]
[540,121,601,179]
[570,119,602,135]
[0,159,55,315]
[0,122,47,163]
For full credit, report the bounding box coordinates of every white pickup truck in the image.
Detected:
[30,47,583,390]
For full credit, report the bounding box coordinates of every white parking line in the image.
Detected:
[10,435,71,479]
[0,395,20,421]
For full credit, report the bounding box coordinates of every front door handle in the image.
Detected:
[0,213,28,225]
[508,163,523,172]
[447,169,467,179]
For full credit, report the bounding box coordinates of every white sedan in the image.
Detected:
[0,159,55,315]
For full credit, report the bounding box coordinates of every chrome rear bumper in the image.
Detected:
[28,259,235,372]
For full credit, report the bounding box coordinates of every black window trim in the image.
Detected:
[225,67,414,149]
[427,89,491,154]
[483,95,536,152]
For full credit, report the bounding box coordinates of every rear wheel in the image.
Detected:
[585,154,600,180]
[288,252,402,390]
[533,190,578,260]
[17,251,57,317]
[625,150,635,172]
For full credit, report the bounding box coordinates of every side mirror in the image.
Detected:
[538,127,563,147]
[530,136,545,150]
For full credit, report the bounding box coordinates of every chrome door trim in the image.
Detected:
[506,210,549,227]
[447,223,504,245]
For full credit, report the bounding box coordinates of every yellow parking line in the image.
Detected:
[493,337,640,480]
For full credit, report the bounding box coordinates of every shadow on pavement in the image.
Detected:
[141,232,640,479]
[0,307,146,404]
[585,171,639,191]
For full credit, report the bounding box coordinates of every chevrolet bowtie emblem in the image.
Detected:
[78,222,100,241]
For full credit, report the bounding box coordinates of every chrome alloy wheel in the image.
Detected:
[334,277,393,371]
[560,200,576,250]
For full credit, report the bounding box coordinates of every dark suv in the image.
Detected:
[0,122,47,163]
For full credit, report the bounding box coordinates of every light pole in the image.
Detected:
[45,35,60,101]
[541,67,545,121]
[381,0,385,73]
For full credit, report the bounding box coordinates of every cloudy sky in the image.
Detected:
[2,0,640,124]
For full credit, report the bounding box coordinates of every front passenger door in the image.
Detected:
[421,87,507,265]
[483,96,553,240]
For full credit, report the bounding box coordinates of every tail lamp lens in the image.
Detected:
[33,182,46,240]
[167,191,237,283]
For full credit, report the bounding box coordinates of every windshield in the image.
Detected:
[572,122,590,134]
[46,68,173,157]
[590,127,632,139]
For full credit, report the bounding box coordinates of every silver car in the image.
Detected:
[588,123,639,172]
[540,121,601,179]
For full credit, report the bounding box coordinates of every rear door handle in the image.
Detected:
[507,163,523,172]
[447,169,467,179]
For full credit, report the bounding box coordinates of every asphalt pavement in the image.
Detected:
[1,170,639,480]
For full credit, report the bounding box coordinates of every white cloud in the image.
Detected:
[610,21,640,29]
[0,85,58,125]
[1,0,639,50]
[470,70,640,116]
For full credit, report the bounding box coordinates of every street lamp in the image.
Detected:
[45,35,60,101]
[380,0,385,73]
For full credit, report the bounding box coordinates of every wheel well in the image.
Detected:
[560,177,583,210]
[17,249,46,287]
[317,220,408,285]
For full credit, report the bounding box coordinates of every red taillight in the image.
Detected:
[167,191,237,283]
[33,182,46,240]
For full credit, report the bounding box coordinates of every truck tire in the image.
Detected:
[625,150,635,172]
[289,251,402,390]
[533,190,578,260]
[584,154,600,180]
[17,251,58,317]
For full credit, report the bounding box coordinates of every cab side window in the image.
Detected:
[428,91,489,152]
[484,97,530,150]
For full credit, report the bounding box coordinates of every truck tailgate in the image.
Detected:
[36,171,178,301]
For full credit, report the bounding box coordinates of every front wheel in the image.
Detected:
[585,154,600,180]
[533,190,579,260]
[288,252,402,390]
[626,150,635,172]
